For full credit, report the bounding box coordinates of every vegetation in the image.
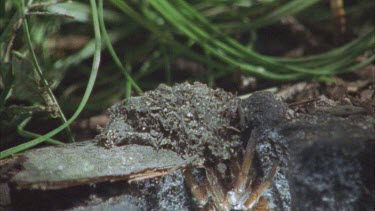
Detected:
[1,0,374,159]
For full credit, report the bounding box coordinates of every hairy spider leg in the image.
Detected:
[234,132,256,193]
[244,160,279,209]
[226,131,257,208]
[205,167,231,210]
[229,157,241,184]
[183,168,208,208]
[252,197,272,211]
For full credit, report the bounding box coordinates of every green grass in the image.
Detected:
[1,0,102,158]
[0,0,374,159]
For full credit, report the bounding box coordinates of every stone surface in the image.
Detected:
[11,140,186,190]
[67,195,145,211]
[284,106,375,210]
[241,91,375,210]
[157,172,193,210]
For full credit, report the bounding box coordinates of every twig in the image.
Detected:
[288,98,319,107]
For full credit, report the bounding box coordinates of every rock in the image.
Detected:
[284,108,375,210]
[157,172,193,210]
[241,91,375,210]
[9,140,187,190]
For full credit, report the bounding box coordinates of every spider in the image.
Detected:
[97,82,278,209]
[183,131,278,211]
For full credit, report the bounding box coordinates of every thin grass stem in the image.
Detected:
[98,0,143,95]
[0,0,102,159]
[20,0,75,143]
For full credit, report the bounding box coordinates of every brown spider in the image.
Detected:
[183,131,278,211]
[97,82,278,209]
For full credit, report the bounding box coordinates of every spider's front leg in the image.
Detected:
[183,168,208,208]
[234,131,256,193]
[240,131,279,209]
[226,131,256,207]
[229,130,279,210]
[243,161,278,209]
[205,166,232,211]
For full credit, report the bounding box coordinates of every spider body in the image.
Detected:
[97,82,278,210]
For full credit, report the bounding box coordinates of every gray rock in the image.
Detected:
[241,91,375,210]
[285,112,375,210]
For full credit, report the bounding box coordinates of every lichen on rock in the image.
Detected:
[97,82,242,160]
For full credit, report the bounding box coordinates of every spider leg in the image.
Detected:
[226,132,256,208]
[234,131,257,194]
[243,160,279,209]
[229,157,241,182]
[205,167,231,211]
[201,204,214,211]
[253,196,272,211]
[237,99,246,130]
[183,168,208,208]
